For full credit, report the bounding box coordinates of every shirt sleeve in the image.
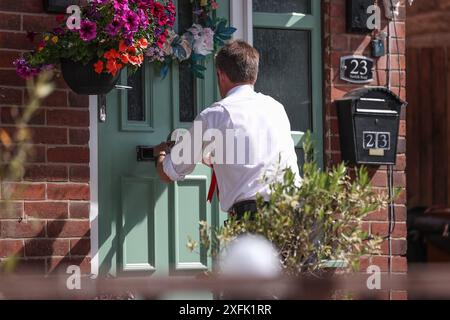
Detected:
[162,104,229,181]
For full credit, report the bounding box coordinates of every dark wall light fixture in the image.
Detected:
[346,0,376,33]
[43,0,80,13]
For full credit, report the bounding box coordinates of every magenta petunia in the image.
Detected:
[114,0,129,11]
[105,18,123,36]
[123,10,139,33]
[92,0,109,5]
[79,20,97,41]
[14,58,41,79]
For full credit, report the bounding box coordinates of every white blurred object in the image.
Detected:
[219,235,281,278]
[408,0,414,5]
[383,0,401,19]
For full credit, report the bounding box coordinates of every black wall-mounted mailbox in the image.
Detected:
[336,87,406,165]
[346,0,375,33]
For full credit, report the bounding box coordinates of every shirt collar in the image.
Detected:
[226,84,255,97]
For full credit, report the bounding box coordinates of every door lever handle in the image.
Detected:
[98,94,107,123]
[115,85,133,90]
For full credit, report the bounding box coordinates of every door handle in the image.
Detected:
[115,85,133,90]
[98,86,133,123]
[98,94,107,123]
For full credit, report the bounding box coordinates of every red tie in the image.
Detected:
[207,170,219,203]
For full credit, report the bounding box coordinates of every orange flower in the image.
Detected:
[119,40,128,53]
[127,46,137,55]
[138,38,148,49]
[106,59,122,76]
[120,53,130,64]
[138,54,144,64]
[104,49,119,60]
[94,60,104,74]
[128,55,140,66]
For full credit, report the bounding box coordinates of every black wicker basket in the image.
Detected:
[61,59,120,95]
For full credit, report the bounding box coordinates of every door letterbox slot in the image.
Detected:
[137,146,155,162]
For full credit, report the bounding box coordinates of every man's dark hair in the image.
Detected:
[215,40,260,83]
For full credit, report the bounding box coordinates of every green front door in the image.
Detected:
[98,1,229,278]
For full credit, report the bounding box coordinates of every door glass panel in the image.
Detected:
[127,68,145,122]
[253,0,310,14]
[253,28,312,132]
[178,0,196,123]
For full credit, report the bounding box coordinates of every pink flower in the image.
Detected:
[211,1,219,10]
[187,25,215,56]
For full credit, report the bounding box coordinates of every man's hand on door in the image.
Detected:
[153,142,173,184]
[153,142,172,157]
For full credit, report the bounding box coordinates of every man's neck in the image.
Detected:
[225,82,254,97]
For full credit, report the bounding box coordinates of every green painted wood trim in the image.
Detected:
[310,0,324,168]
[119,66,155,132]
[253,12,313,30]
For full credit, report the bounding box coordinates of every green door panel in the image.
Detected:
[120,177,156,273]
[170,174,210,273]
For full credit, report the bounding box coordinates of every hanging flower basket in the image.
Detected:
[60,59,120,95]
[13,0,176,95]
[13,0,236,91]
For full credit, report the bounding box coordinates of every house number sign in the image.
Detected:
[340,55,374,84]
[363,131,391,156]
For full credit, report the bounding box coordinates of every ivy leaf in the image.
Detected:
[192,63,207,72]
[220,27,237,37]
[213,19,236,46]
[214,19,227,34]
[190,63,206,79]
[191,53,206,62]
[160,63,170,79]
[204,16,214,29]
[214,35,225,46]
[194,70,205,79]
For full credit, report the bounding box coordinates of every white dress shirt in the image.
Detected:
[163,84,301,212]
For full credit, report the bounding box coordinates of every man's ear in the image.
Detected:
[217,69,223,82]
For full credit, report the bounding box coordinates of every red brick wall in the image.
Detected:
[323,0,407,299]
[0,0,90,274]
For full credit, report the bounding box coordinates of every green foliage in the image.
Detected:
[188,132,389,275]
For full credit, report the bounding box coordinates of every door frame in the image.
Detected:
[252,0,324,166]
[89,95,100,276]
[89,0,324,275]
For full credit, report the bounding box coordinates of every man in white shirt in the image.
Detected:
[154,40,301,218]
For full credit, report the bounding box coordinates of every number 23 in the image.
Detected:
[350,60,368,76]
